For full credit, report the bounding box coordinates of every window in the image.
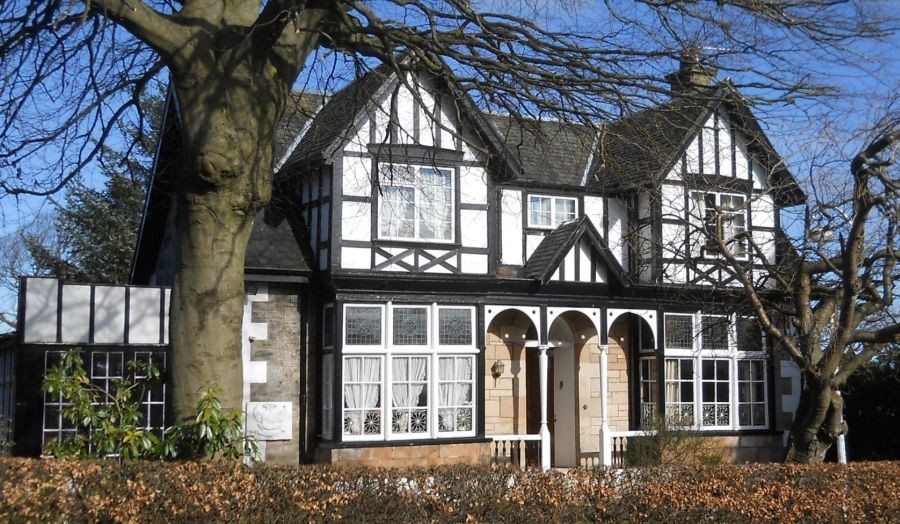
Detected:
[639,358,658,427]
[663,313,768,431]
[438,308,473,346]
[321,354,333,439]
[738,359,767,427]
[701,359,731,427]
[393,307,429,346]
[438,356,475,434]
[341,303,477,441]
[527,195,577,228]
[665,358,695,425]
[42,350,166,453]
[689,192,747,257]
[343,356,383,438]
[665,314,694,349]
[391,356,429,435]
[345,306,383,347]
[379,164,453,241]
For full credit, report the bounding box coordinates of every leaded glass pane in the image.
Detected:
[702,316,729,350]
[438,308,472,345]
[392,307,428,345]
[345,307,382,346]
[665,314,694,349]
[737,317,763,351]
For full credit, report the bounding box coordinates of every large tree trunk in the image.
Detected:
[168,60,286,419]
[785,374,846,463]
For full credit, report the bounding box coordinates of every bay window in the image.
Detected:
[341,303,477,441]
[379,164,453,242]
[662,313,769,430]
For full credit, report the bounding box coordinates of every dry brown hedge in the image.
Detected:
[1,458,898,523]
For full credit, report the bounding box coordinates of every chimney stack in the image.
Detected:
[666,47,717,95]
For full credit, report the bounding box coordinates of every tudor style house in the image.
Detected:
[9,55,804,468]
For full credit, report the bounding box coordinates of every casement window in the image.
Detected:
[438,356,475,434]
[379,164,454,242]
[662,313,769,430]
[639,357,658,428]
[689,192,747,257]
[527,195,577,228]
[342,356,383,438]
[341,303,477,441]
[664,358,696,426]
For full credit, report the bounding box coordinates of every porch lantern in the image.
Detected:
[491,360,505,378]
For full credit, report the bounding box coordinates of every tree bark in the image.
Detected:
[168,59,286,419]
[785,374,846,463]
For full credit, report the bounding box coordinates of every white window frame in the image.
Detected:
[527,194,578,229]
[342,304,386,351]
[688,191,748,259]
[639,357,658,428]
[736,358,768,429]
[662,312,769,431]
[342,355,385,441]
[387,355,432,440]
[390,305,431,350]
[341,303,478,441]
[664,357,696,426]
[436,355,477,437]
[377,163,455,243]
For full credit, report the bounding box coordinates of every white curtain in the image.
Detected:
[419,168,452,240]
[665,360,679,401]
[392,357,427,408]
[344,356,381,409]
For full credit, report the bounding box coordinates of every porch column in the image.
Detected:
[598,344,612,466]
[538,344,551,471]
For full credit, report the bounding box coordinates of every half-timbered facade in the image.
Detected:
[6,55,805,467]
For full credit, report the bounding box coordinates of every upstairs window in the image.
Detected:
[689,192,747,257]
[527,195,577,229]
[379,164,453,242]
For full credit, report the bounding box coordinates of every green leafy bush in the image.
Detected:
[1,460,899,522]
[41,349,254,460]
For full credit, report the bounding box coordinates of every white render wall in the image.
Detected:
[21,277,169,345]
[660,109,779,286]
[336,72,490,274]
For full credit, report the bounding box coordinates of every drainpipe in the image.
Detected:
[599,344,611,466]
[538,344,551,471]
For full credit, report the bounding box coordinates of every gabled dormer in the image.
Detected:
[592,55,804,287]
[278,65,503,277]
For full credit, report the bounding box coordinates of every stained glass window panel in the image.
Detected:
[438,308,472,346]
[345,307,382,346]
[665,314,694,349]
[392,307,428,345]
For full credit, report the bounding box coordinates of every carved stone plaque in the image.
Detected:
[246,402,292,440]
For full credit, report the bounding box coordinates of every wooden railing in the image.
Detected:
[488,434,541,470]
[609,430,652,467]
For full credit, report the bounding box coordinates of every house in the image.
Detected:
[11,54,805,468]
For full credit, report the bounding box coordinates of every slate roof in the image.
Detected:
[522,216,626,285]
[274,91,324,165]
[592,89,717,192]
[488,115,596,187]
[244,207,311,275]
[281,64,393,171]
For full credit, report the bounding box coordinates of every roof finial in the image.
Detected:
[666,46,717,95]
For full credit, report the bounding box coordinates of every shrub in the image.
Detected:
[0,415,11,456]
[1,459,898,523]
[626,416,725,466]
[41,348,254,461]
